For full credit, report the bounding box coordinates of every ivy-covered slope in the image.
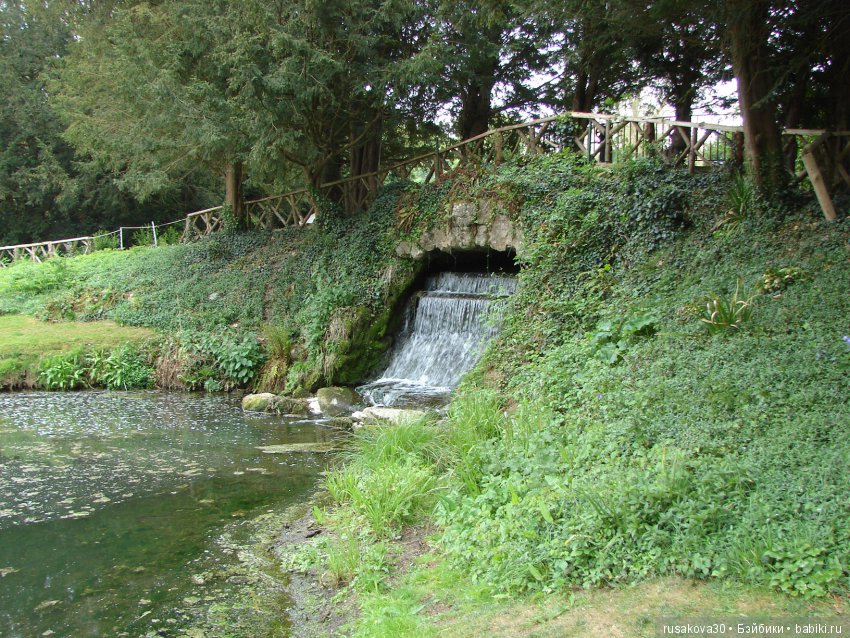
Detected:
[437,155,850,597]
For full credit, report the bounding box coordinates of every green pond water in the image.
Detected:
[0,391,335,637]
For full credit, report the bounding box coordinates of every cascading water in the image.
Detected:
[358,272,516,407]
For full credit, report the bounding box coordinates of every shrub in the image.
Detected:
[177,330,265,391]
[760,267,805,294]
[725,173,758,225]
[131,227,154,247]
[157,226,182,246]
[326,459,438,537]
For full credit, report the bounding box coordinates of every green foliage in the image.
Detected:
[89,345,154,390]
[131,227,154,247]
[326,459,438,537]
[325,419,445,537]
[760,267,805,294]
[443,162,850,598]
[37,350,88,390]
[5,257,72,295]
[156,226,182,246]
[177,331,265,391]
[37,344,155,391]
[588,312,657,364]
[93,231,119,251]
[724,172,759,228]
[701,280,755,335]
[763,541,845,599]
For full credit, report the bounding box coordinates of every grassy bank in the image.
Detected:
[0,186,418,392]
[280,155,850,634]
[0,315,153,388]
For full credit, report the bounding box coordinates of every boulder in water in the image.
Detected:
[316,386,360,416]
[242,393,310,415]
[241,393,277,412]
[271,396,310,416]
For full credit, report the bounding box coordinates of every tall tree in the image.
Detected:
[57,0,265,221]
[257,0,427,204]
[627,0,727,122]
[415,0,551,140]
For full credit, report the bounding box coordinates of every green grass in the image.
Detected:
[351,557,848,638]
[0,314,153,387]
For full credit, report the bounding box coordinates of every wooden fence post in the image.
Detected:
[802,151,838,222]
[689,126,698,174]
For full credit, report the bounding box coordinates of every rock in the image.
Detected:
[451,201,478,225]
[396,241,413,257]
[490,215,514,251]
[271,396,310,416]
[290,387,311,399]
[257,443,339,454]
[316,387,360,417]
[476,200,496,224]
[449,224,474,248]
[419,231,435,251]
[241,393,276,412]
[431,228,450,250]
[327,416,355,431]
[352,407,426,424]
[474,224,490,247]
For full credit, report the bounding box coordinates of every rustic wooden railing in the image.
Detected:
[0,236,93,265]
[182,112,849,239]
[4,112,848,265]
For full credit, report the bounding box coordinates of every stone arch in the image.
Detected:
[395,199,523,259]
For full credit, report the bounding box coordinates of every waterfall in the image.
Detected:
[358,272,516,407]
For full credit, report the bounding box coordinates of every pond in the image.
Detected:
[0,391,335,637]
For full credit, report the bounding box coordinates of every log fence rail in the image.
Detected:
[5,112,849,265]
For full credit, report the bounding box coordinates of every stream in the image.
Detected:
[0,391,334,637]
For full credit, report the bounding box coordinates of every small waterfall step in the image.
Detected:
[358,271,516,408]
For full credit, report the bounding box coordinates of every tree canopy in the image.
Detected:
[0,0,847,242]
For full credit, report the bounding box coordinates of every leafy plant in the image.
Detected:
[157,226,182,245]
[588,312,658,364]
[701,279,754,334]
[760,267,804,294]
[89,345,154,390]
[38,350,88,390]
[177,330,265,391]
[722,172,758,230]
[131,227,154,247]
[762,542,844,598]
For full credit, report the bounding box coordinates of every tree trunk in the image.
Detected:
[457,55,498,140]
[570,64,601,113]
[347,118,383,213]
[823,0,850,190]
[667,56,702,161]
[224,161,244,227]
[727,0,786,194]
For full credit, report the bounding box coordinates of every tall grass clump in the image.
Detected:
[325,418,446,537]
